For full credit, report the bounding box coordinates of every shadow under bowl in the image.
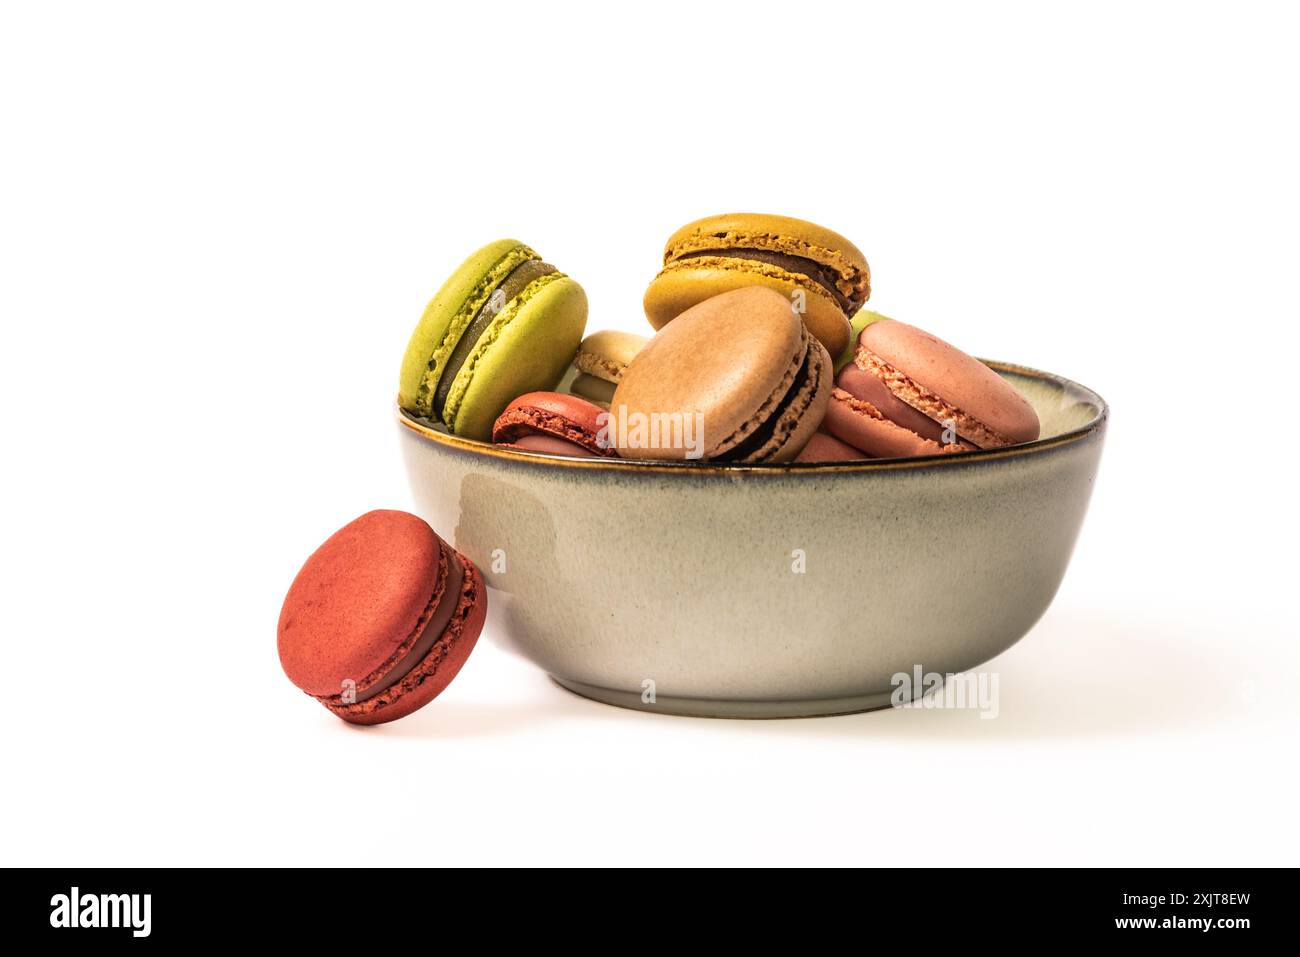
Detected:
[398,361,1107,718]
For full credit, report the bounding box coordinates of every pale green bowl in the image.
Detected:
[398,361,1106,718]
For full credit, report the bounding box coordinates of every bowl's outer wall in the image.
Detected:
[399,370,1106,708]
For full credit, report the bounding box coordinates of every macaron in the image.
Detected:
[643,213,870,359]
[492,391,615,458]
[398,240,588,440]
[834,309,892,371]
[277,510,486,725]
[794,432,866,463]
[568,330,647,408]
[612,287,832,462]
[824,319,1040,458]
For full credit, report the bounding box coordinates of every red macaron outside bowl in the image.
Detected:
[277,510,487,725]
[396,360,1106,719]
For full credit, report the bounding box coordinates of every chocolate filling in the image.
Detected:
[433,258,557,419]
[675,248,852,311]
[717,340,815,462]
[350,545,465,703]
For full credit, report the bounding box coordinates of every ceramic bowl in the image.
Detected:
[398,361,1107,718]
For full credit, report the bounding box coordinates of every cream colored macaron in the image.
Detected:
[568,330,647,408]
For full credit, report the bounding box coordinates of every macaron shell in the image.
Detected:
[749,332,833,463]
[567,372,615,408]
[861,320,1040,445]
[644,260,851,360]
[837,361,949,443]
[662,213,870,307]
[575,330,647,382]
[443,275,588,440]
[492,391,613,455]
[823,388,960,459]
[398,239,535,416]
[614,287,804,460]
[835,309,892,371]
[277,510,446,698]
[326,557,487,726]
[506,434,599,458]
[795,432,866,463]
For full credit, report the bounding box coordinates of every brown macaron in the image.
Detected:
[611,287,832,463]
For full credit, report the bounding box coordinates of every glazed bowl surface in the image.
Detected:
[398,361,1106,718]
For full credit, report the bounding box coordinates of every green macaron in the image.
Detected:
[399,240,588,440]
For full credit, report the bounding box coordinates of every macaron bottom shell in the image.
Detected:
[506,434,599,457]
[795,432,866,463]
[823,387,968,459]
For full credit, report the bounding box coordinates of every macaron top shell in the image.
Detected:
[575,330,647,382]
[859,320,1040,446]
[835,309,892,371]
[277,510,447,698]
[492,391,613,455]
[613,287,830,461]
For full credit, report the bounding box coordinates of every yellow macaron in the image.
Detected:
[643,213,870,359]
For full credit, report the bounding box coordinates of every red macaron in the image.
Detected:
[492,391,614,457]
[277,510,486,725]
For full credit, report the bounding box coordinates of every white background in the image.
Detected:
[2,1,1297,866]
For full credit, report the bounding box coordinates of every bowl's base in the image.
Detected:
[551,676,901,719]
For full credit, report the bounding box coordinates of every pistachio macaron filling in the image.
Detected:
[431,258,557,419]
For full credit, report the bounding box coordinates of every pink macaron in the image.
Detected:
[825,319,1039,458]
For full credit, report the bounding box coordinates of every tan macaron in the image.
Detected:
[643,213,869,359]
[612,287,832,463]
[568,330,647,408]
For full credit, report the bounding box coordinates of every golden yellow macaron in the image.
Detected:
[643,213,870,359]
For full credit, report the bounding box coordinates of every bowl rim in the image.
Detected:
[397,359,1108,475]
